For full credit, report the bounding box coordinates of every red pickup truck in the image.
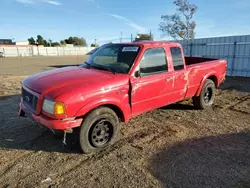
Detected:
[18,41,227,153]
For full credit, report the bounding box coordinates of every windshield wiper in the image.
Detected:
[84,62,92,67]
[91,64,116,74]
[83,62,116,74]
[84,62,96,70]
[96,66,116,75]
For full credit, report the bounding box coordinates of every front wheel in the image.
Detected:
[79,107,120,154]
[193,79,216,109]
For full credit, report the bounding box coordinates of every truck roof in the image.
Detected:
[124,41,180,46]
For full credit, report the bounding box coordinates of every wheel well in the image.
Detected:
[101,104,125,122]
[208,75,218,87]
[77,104,125,123]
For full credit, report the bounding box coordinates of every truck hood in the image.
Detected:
[22,66,128,98]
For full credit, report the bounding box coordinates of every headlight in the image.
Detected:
[42,99,66,115]
[42,99,55,114]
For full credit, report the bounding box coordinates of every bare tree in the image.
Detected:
[159,0,198,40]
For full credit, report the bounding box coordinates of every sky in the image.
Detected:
[0,0,250,45]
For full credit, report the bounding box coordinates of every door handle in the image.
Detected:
[165,77,173,82]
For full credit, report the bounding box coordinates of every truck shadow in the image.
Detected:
[220,76,250,93]
[161,103,196,110]
[149,131,250,188]
[0,94,81,154]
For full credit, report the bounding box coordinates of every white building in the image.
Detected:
[15,41,29,46]
[65,44,74,47]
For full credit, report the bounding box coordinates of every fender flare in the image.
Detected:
[74,98,131,122]
[195,72,219,96]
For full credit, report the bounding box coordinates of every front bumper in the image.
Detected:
[18,102,83,130]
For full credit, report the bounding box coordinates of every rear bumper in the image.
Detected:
[18,102,83,130]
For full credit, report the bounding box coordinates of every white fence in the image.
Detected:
[176,35,250,77]
[0,46,95,57]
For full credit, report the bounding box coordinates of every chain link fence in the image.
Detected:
[175,35,250,77]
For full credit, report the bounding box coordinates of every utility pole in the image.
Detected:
[49,39,52,47]
[120,31,123,43]
[131,34,133,42]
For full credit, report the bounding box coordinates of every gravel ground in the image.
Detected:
[0,56,250,188]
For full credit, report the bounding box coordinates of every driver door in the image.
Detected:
[130,47,174,116]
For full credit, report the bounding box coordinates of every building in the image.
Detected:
[15,41,29,46]
[65,44,74,47]
[0,39,14,45]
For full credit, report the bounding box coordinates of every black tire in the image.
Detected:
[79,107,120,154]
[52,129,64,139]
[193,79,216,109]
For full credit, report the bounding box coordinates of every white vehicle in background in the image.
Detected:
[0,48,5,57]
[0,50,5,57]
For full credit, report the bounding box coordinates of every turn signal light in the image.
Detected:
[54,102,66,115]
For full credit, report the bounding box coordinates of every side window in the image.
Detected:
[170,47,184,70]
[139,48,168,76]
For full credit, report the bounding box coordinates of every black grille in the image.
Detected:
[22,88,38,111]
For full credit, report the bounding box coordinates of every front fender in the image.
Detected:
[196,72,219,96]
[74,98,131,122]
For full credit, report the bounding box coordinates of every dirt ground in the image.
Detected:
[0,56,250,188]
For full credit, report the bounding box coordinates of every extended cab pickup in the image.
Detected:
[18,41,227,153]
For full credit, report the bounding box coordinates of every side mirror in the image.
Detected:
[134,70,141,78]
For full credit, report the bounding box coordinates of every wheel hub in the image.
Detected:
[90,119,113,148]
[204,87,212,103]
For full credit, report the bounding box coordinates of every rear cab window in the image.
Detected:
[139,48,168,76]
[170,47,184,70]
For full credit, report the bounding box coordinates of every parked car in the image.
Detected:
[18,41,227,154]
[0,51,5,57]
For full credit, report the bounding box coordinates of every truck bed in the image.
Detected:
[185,56,217,66]
[184,57,227,99]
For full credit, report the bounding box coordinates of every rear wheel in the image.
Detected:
[79,107,120,154]
[193,79,216,109]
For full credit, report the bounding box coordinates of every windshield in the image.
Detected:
[83,44,140,74]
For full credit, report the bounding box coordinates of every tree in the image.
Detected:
[60,40,67,46]
[73,37,87,46]
[48,39,52,47]
[134,32,153,41]
[44,40,49,47]
[28,37,36,45]
[36,35,45,46]
[65,37,73,44]
[64,36,87,46]
[159,0,198,40]
[51,42,60,47]
[90,43,99,47]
